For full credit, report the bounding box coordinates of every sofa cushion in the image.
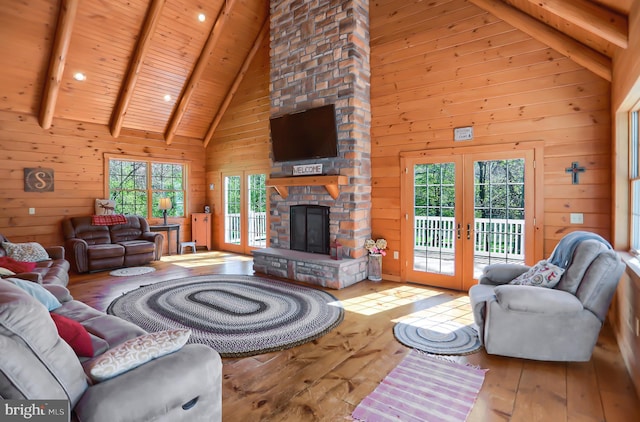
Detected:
[110,219,146,243]
[34,264,70,286]
[0,256,38,273]
[118,240,156,255]
[64,217,112,245]
[54,300,147,348]
[50,313,94,357]
[6,278,62,311]
[1,241,50,262]
[0,282,88,405]
[87,243,125,260]
[87,329,191,382]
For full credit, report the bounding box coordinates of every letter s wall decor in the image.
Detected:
[24,168,54,192]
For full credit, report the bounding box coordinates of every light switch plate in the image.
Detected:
[570,213,583,224]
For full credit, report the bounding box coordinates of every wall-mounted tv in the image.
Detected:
[270,104,338,162]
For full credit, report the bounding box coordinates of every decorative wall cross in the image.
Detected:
[565,162,586,184]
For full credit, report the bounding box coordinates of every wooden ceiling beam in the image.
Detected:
[110,0,166,138]
[203,20,269,148]
[39,0,79,130]
[165,0,238,145]
[520,0,628,49]
[469,0,611,81]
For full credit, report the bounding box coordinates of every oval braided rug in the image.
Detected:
[107,274,344,357]
[394,320,482,355]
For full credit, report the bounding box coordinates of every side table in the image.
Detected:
[149,223,180,256]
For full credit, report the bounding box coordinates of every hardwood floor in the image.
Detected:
[67,251,640,421]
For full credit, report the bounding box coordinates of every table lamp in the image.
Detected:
[159,198,172,225]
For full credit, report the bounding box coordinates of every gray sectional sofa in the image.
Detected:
[0,280,222,422]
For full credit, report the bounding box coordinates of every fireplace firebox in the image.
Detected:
[290,205,329,254]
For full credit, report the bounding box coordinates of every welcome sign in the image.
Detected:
[293,163,323,176]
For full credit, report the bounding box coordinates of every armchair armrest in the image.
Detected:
[5,272,43,284]
[45,245,65,260]
[479,263,530,285]
[141,232,163,260]
[66,239,89,273]
[140,232,161,243]
[494,285,584,314]
[75,345,221,422]
[43,284,73,302]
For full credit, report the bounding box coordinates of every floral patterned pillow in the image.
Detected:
[2,241,50,262]
[508,260,565,288]
[88,329,191,382]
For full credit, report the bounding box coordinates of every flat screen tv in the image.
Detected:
[270,104,338,162]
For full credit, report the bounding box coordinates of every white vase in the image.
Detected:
[368,253,382,281]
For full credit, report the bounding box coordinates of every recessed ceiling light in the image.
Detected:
[73,72,86,81]
[163,94,172,102]
[198,13,205,22]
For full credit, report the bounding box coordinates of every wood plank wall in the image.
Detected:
[0,111,206,253]
[370,0,612,277]
[205,37,271,250]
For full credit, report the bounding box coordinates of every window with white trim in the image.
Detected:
[108,158,186,218]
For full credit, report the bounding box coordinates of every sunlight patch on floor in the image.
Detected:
[392,295,474,327]
[160,252,253,268]
[331,285,443,315]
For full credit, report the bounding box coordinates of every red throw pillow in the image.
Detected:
[0,256,37,273]
[50,313,94,357]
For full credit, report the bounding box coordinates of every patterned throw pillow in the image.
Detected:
[1,241,50,262]
[88,329,191,382]
[95,199,116,215]
[508,260,565,288]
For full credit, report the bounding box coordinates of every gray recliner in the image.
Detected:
[469,233,624,361]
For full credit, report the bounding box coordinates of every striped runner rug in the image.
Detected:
[351,350,487,422]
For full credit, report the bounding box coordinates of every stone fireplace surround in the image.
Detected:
[253,0,372,289]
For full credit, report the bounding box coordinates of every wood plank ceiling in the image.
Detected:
[0,0,630,147]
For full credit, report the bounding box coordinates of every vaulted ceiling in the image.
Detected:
[0,0,631,146]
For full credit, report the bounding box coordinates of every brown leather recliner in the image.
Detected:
[62,216,163,273]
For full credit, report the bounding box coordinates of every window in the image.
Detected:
[108,158,186,218]
[247,173,267,248]
[630,111,640,252]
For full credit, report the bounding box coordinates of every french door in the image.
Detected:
[401,144,540,291]
[222,171,267,254]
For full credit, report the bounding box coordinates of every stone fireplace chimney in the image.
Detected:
[268,0,371,260]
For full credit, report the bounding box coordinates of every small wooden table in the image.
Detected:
[149,223,180,255]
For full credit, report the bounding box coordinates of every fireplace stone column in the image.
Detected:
[269,0,371,260]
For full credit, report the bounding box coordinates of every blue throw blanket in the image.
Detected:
[548,231,612,269]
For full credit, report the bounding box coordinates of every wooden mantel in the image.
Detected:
[266,175,348,200]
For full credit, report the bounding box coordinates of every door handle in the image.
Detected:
[457,223,461,239]
[466,224,471,240]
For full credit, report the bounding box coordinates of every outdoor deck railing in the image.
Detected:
[414,216,525,259]
[225,212,267,245]
[224,212,524,259]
